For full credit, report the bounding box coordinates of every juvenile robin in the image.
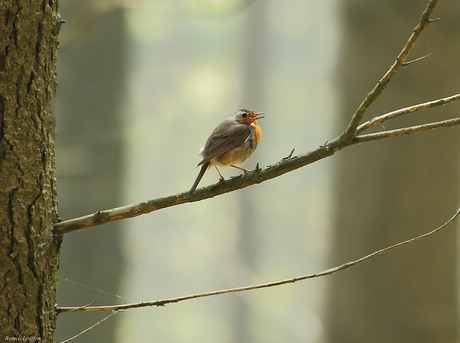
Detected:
[188,108,264,195]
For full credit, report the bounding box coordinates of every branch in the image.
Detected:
[54,143,338,234]
[354,117,460,144]
[56,208,460,314]
[340,0,440,143]
[402,52,433,67]
[356,93,460,134]
[53,0,454,235]
[53,109,460,235]
[59,310,118,342]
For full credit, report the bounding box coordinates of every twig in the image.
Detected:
[56,209,460,314]
[58,300,97,313]
[59,310,118,342]
[340,0,439,143]
[282,149,296,161]
[354,117,460,144]
[356,93,460,134]
[402,52,434,67]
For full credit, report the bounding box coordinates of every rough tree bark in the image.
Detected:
[0,1,62,341]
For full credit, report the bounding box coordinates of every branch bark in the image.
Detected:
[339,0,440,143]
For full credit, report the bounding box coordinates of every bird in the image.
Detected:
[188,108,264,195]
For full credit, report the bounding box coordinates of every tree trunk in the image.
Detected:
[0,1,62,341]
[325,1,460,342]
[232,2,269,342]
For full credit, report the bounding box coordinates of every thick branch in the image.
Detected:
[54,142,339,234]
[54,110,460,235]
[56,208,460,313]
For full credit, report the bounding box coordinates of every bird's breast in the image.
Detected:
[251,122,263,149]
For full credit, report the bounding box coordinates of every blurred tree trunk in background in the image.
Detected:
[0,1,61,340]
[54,3,126,342]
[232,2,269,342]
[326,1,460,342]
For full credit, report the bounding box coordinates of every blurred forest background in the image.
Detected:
[54,0,460,342]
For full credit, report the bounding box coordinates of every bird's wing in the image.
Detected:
[198,120,253,166]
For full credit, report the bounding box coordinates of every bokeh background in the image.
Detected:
[54,0,460,342]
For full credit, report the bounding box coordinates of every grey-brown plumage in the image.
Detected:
[188,109,264,195]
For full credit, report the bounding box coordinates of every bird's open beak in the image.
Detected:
[254,112,265,120]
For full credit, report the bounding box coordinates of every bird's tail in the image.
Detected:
[188,162,209,195]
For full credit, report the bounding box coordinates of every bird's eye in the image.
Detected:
[241,112,248,118]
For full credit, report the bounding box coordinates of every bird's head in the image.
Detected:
[234,108,264,125]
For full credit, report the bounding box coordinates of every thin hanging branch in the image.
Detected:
[56,208,460,314]
[59,310,118,342]
[54,0,459,235]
